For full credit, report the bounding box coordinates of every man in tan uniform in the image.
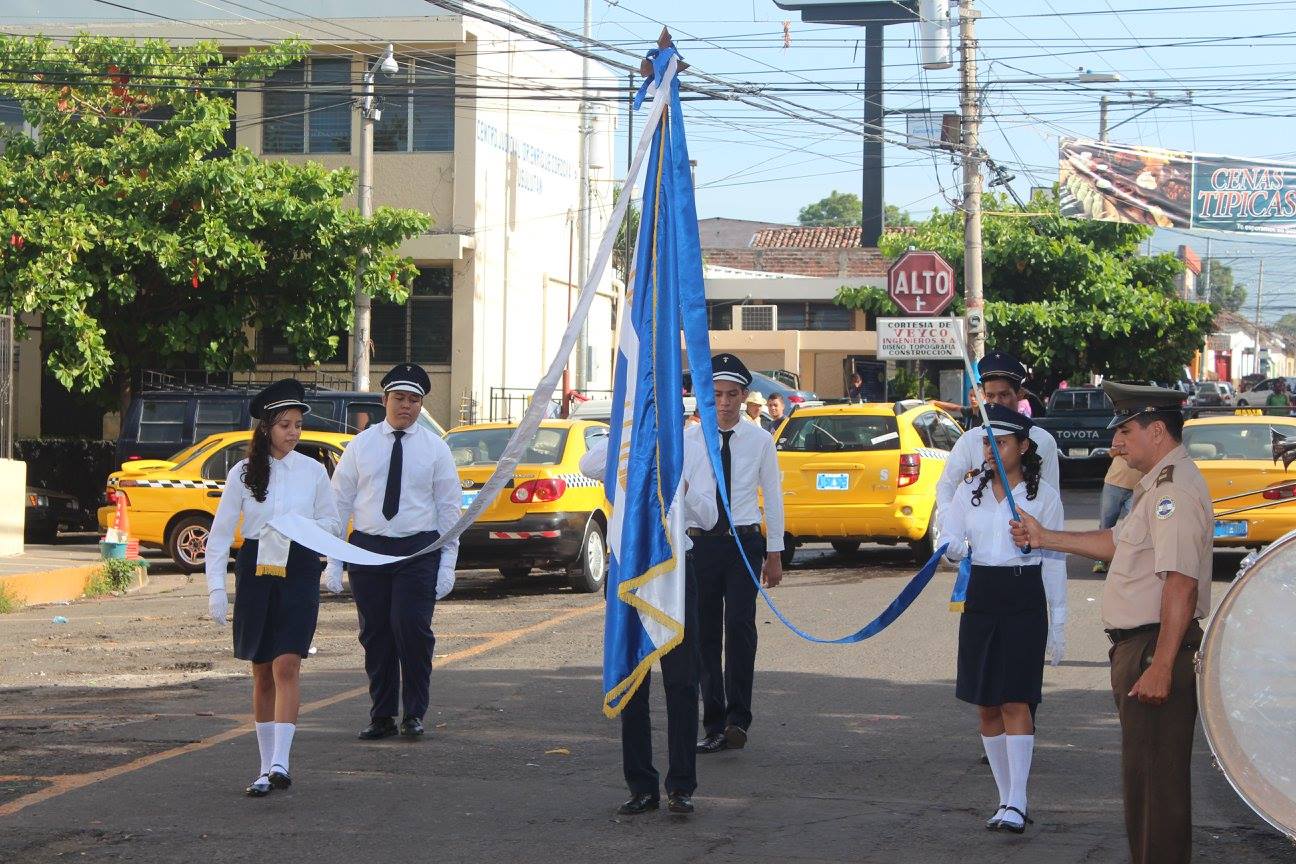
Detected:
[1011,382,1211,864]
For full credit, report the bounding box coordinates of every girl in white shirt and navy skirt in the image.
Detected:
[205,379,341,797]
[937,403,1067,834]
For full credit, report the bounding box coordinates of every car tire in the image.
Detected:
[831,540,860,557]
[1237,399,1249,407]
[910,509,938,563]
[499,566,532,580]
[780,537,796,568]
[168,514,212,574]
[568,518,608,593]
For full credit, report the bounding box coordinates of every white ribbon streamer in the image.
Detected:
[269,58,680,568]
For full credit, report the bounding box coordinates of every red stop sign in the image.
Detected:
[887,250,956,316]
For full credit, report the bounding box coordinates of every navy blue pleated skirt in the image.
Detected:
[956,563,1047,707]
[232,538,323,663]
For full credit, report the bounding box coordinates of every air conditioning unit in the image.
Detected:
[736,305,777,332]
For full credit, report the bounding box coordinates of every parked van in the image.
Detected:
[116,389,447,463]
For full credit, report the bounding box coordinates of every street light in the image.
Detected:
[352,44,398,392]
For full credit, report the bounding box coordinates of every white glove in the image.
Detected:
[943,539,969,566]
[1047,618,1067,667]
[323,561,344,594]
[208,588,228,625]
[435,563,456,600]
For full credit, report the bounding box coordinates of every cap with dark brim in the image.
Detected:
[1101,380,1186,429]
[250,378,311,419]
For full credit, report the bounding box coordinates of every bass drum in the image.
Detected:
[1198,531,1296,841]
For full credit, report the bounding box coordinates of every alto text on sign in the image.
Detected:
[887,250,956,316]
[876,317,964,360]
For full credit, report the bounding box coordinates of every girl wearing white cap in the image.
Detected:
[206,378,341,797]
[937,402,1067,834]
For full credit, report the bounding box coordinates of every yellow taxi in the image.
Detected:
[1183,413,1296,547]
[97,430,354,572]
[775,400,962,564]
[445,419,609,592]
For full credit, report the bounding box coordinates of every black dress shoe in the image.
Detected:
[616,792,660,815]
[358,717,399,740]
[696,733,727,754]
[723,724,748,750]
[245,773,272,797]
[666,792,694,815]
[267,765,291,790]
[400,717,425,737]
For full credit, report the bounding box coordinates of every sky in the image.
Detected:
[7,0,1296,318]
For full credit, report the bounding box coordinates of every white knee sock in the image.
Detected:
[272,722,296,773]
[1005,734,1035,820]
[981,734,1011,807]
[255,721,275,776]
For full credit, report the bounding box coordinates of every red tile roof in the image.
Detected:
[751,225,917,248]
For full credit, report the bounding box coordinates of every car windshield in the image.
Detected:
[777,414,900,452]
[1196,383,1220,394]
[1184,424,1277,461]
[445,427,569,466]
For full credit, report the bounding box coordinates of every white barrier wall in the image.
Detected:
[0,459,27,556]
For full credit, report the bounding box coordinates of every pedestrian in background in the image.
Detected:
[938,403,1067,834]
[1094,444,1143,574]
[765,392,786,431]
[744,391,769,429]
[206,378,340,797]
[326,364,460,742]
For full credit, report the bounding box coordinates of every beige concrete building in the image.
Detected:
[7,13,618,434]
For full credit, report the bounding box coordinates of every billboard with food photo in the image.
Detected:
[1059,139,1296,237]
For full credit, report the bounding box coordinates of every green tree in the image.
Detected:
[0,36,431,412]
[1200,259,1247,312]
[612,183,640,286]
[796,191,913,229]
[1275,312,1296,341]
[885,204,914,228]
[834,195,1215,382]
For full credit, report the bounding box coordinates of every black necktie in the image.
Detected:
[714,429,734,532]
[382,430,405,520]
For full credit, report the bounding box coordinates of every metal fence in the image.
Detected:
[487,387,615,423]
[0,311,13,459]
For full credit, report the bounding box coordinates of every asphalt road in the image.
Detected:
[1,486,1290,864]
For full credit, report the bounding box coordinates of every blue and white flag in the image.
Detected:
[602,46,715,717]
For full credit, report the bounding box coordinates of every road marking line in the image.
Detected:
[0,601,601,818]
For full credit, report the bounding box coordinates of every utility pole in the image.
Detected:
[353,46,397,391]
[574,0,593,392]
[1098,95,1109,142]
[1255,259,1264,376]
[959,0,984,362]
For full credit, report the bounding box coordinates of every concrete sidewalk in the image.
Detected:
[0,535,160,606]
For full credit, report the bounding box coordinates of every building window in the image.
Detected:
[263,58,352,154]
[706,301,733,331]
[257,326,347,365]
[774,301,853,331]
[374,55,455,152]
[372,267,453,365]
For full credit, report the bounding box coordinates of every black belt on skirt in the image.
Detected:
[687,524,761,538]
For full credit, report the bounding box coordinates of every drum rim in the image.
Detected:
[1198,530,1296,841]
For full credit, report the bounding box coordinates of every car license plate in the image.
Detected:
[460,491,478,510]
[1214,520,1248,539]
[816,472,849,491]
[1068,448,1090,458]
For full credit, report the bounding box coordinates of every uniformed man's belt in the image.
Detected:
[1105,623,1161,644]
[687,524,761,538]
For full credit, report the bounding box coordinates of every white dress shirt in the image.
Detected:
[936,423,1060,512]
[578,426,719,537]
[205,450,340,593]
[330,419,461,571]
[716,418,786,553]
[937,476,1068,619]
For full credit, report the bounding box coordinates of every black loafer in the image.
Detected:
[666,792,694,815]
[997,806,1032,834]
[358,717,399,740]
[400,717,425,737]
[696,733,727,754]
[723,724,748,750]
[267,765,291,790]
[616,792,660,815]
[985,805,1006,830]
[245,773,272,797]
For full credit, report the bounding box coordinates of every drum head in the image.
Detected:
[1199,533,1296,840]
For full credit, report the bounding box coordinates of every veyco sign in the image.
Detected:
[887,250,956,316]
[876,317,963,360]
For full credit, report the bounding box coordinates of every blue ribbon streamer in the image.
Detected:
[949,553,972,611]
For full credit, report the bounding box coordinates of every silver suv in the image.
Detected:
[1236,377,1296,407]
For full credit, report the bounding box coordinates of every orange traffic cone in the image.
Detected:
[113,496,140,559]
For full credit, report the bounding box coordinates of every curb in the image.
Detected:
[0,561,150,607]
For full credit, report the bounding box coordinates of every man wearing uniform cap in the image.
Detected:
[936,351,1060,514]
[326,363,461,741]
[1011,381,1209,864]
[695,353,785,756]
